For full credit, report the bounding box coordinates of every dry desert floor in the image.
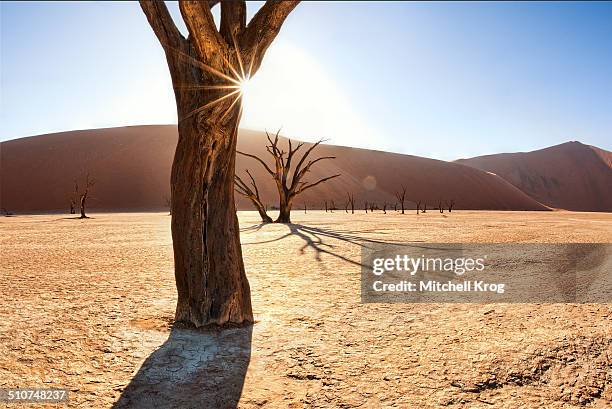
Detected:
[1,211,611,408]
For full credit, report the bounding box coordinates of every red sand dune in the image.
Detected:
[1,125,550,213]
[457,142,612,212]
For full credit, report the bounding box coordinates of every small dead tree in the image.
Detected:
[304,203,307,214]
[422,202,427,213]
[448,200,456,213]
[325,201,328,213]
[415,200,422,215]
[238,131,340,223]
[234,170,273,223]
[330,200,336,213]
[78,173,95,219]
[383,202,387,214]
[69,180,79,214]
[369,202,376,212]
[394,202,397,212]
[346,192,355,214]
[364,201,368,214]
[395,186,407,214]
[438,199,444,213]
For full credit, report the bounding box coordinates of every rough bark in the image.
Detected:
[140,0,299,327]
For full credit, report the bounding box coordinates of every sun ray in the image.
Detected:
[218,51,243,84]
[220,93,243,122]
[164,44,241,85]
[231,32,246,81]
[246,41,259,81]
[180,89,242,122]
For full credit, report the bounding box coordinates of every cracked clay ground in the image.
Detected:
[1,211,611,408]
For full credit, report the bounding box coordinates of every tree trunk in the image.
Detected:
[166,44,253,326]
[79,194,87,219]
[139,0,300,327]
[276,195,292,223]
[171,111,252,326]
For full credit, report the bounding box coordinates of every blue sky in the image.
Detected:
[1,1,611,160]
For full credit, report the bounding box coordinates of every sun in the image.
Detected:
[239,77,251,99]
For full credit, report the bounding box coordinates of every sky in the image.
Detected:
[1,1,611,160]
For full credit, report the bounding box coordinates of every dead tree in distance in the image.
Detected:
[69,180,79,214]
[238,131,339,223]
[141,0,299,326]
[383,202,387,214]
[347,193,355,214]
[324,201,328,213]
[448,200,456,213]
[438,199,444,213]
[235,170,273,223]
[395,186,407,214]
[364,201,368,214]
[415,200,422,215]
[78,174,95,219]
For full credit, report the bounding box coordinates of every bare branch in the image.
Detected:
[179,0,225,58]
[139,0,185,50]
[295,174,340,195]
[220,1,246,45]
[237,151,276,176]
[291,139,325,185]
[291,156,335,190]
[241,1,300,76]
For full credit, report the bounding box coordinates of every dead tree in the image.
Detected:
[235,170,273,223]
[395,186,407,214]
[422,202,427,213]
[415,200,422,215]
[324,201,328,213]
[394,202,397,212]
[448,200,456,213]
[369,202,376,212]
[69,180,79,214]
[364,201,368,214]
[141,1,299,326]
[438,199,444,213]
[383,202,387,214]
[304,203,307,214]
[78,174,95,219]
[330,200,336,213]
[346,193,355,214]
[238,130,339,223]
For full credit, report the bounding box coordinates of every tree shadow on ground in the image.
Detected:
[113,324,252,409]
[243,223,429,267]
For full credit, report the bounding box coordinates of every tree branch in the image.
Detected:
[291,156,335,190]
[241,0,300,76]
[139,0,185,50]
[220,1,246,46]
[237,151,276,177]
[179,0,225,58]
[291,139,325,183]
[295,174,340,195]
